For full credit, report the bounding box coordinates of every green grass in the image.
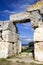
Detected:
[0,58,11,65]
[0,58,43,65]
[22,46,30,53]
[30,62,43,65]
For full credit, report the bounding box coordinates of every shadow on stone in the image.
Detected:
[29,41,34,59]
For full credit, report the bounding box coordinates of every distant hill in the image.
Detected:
[22,44,28,46]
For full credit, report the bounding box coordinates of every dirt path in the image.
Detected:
[7,53,43,64]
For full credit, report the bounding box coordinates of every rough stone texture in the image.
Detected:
[16,34,19,39]
[31,11,41,20]
[40,7,43,14]
[13,43,17,54]
[17,40,21,53]
[34,27,43,41]
[10,12,31,23]
[0,32,2,37]
[13,40,21,54]
[0,22,4,31]
[31,20,38,28]
[26,1,43,11]
[38,20,43,27]
[34,42,43,61]
[0,37,2,41]
[34,27,43,61]
[3,22,16,32]
[0,41,13,58]
[2,30,18,43]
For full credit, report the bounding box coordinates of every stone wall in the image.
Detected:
[34,26,43,61]
[0,21,21,58]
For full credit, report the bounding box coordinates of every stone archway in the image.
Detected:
[0,0,43,62]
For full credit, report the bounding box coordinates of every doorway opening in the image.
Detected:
[16,22,34,55]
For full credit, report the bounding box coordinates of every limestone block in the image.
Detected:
[10,12,31,23]
[0,37,2,41]
[34,42,43,61]
[0,41,13,58]
[38,20,43,27]
[0,22,4,31]
[31,11,41,21]
[13,43,17,54]
[17,40,21,53]
[34,27,43,41]
[0,32,2,37]
[40,7,43,14]
[16,34,19,39]
[13,40,21,54]
[26,1,43,11]
[2,30,18,43]
[31,20,38,28]
[3,22,16,32]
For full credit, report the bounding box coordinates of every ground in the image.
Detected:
[0,46,43,65]
[0,52,43,65]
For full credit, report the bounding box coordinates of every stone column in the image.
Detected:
[0,21,21,58]
[34,21,43,61]
[13,26,21,55]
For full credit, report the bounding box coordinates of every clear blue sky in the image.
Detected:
[0,0,38,44]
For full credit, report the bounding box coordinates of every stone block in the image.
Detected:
[13,40,21,54]
[17,40,21,53]
[0,32,2,37]
[40,7,43,14]
[34,27,43,41]
[2,30,18,43]
[10,12,31,23]
[31,20,38,28]
[34,42,43,61]
[3,22,16,32]
[13,43,17,54]
[38,20,43,27]
[16,34,19,39]
[0,41,13,58]
[0,37,2,41]
[0,22,4,31]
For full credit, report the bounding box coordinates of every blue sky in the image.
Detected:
[0,0,38,44]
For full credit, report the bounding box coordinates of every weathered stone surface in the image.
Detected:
[13,40,21,54]
[34,42,43,61]
[17,40,21,53]
[10,12,31,23]
[3,21,16,32]
[2,30,18,42]
[34,27,43,41]
[0,32,2,37]
[0,22,4,31]
[0,41,13,58]
[38,20,43,27]
[26,1,43,11]
[0,37,2,41]
[40,7,43,14]
[31,20,38,28]
[13,43,17,54]
[16,34,19,39]
[31,11,41,21]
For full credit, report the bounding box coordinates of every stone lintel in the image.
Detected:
[10,12,31,23]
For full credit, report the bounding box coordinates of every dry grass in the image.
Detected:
[0,58,43,65]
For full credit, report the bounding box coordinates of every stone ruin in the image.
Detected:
[0,21,21,58]
[0,0,43,62]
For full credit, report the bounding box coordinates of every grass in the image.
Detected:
[0,58,11,65]
[16,61,43,65]
[30,62,43,65]
[21,46,30,53]
[0,58,43,65]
